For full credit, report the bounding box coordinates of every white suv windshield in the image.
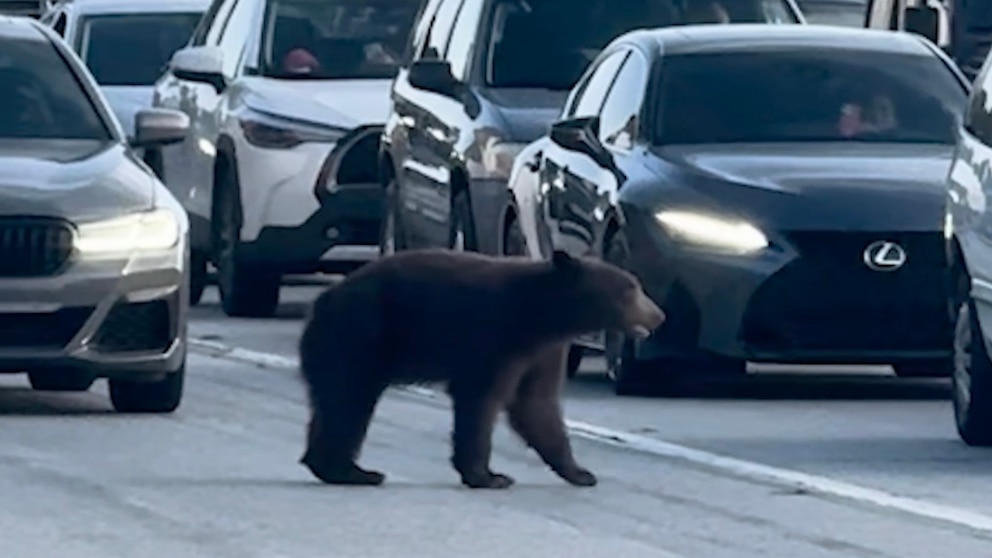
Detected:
[0,34,110,140]
[78,13,203,86]
[486,0,800,90]
[259,0,420,80]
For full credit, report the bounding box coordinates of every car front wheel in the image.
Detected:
[953,299,992,446]
[109,365,185,414]
[213,164,280,318]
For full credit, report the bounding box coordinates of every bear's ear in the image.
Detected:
[552,250,579,271]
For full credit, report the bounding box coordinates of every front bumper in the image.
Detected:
[0,253,186,379]
[623,209,952,364]
[235,125,384,273]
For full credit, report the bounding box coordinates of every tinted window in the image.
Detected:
[0,35,109,140]
[259,0,422,79]
[657,49,968,145]
[485,0,799,90]
[598,52,648,149]
[79,13,203,86]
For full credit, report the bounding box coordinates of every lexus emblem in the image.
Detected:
[862,240,907,271]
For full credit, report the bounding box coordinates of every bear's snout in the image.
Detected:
[626,290,665,340]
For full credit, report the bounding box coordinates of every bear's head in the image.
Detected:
[549,250,665,340]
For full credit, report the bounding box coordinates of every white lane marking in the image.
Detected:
[189,338,992,535]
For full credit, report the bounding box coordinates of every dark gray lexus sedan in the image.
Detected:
[0,15,191,413]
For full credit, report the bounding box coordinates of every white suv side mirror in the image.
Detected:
[170,46,227,93]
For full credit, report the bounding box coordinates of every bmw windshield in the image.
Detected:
[0,33,110,140]
[656,49,968,145]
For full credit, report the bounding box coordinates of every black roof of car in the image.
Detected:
[617,23,936,58]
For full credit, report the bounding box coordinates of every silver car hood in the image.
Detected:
[0,139,154,223]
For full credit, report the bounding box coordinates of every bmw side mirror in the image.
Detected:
[408,59,460,97]
[129,108,190,149]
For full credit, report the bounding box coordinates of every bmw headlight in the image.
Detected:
[75,209,180,257]
[655,210,768,254]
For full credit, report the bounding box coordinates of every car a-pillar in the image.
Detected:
[949,239,992,446]
[210,142,281,318]
[601,222,744,397]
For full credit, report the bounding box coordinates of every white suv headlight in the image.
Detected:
[75,209,180,256]
[655,209,768,254]
[239,108,347,149]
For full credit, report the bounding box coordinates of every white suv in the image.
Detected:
[151,0,422,317]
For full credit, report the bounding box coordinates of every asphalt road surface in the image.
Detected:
[2,283,991,557]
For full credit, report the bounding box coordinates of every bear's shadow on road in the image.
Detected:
[568,371,950,401]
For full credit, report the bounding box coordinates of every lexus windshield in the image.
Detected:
[259,0,421,80]
[656,49,968,145]
[0,35,110,140]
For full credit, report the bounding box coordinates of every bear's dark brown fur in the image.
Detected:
[297,249,664,489]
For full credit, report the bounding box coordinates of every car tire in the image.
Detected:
[189,250,208,307]
[892,358,952,378]
[449,189,478,252]
[379,175,407,256]
[28,369,95,392]
[952,298,992,446]
[109,365,185,414]
[213,164,280,318]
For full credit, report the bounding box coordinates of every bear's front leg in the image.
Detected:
[449,392,515,489]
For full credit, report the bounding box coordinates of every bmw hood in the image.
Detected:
[0,140,154,223]
[101,86,154,137]
[240,77,392,128]
[649,143,954,231]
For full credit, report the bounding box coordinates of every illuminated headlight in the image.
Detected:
[655,210,768,254]
[75,209,180,257]
[944,211,954,240]
[239,109,347,149]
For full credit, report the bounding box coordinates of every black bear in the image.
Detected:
[297,249,665,489]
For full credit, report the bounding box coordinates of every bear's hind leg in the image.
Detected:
[301,382,387,486]
[449,389,514,489]
[507,346,597,487]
